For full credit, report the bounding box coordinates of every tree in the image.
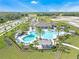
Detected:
[48,26,51,31]
[55,23,70,59]
[36,27,44,38]
[0,18,5,23]
[77,54,79,59]
[63,24,70,32]
[56,23,62,37]
[29,44,34,49]
[33,40,39,49]
[55,36,70,59]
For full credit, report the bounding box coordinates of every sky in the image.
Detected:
[0,0,79,12]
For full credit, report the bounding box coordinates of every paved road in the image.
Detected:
[52,16,79,28]
[0,20,21,33]
[68,22,79,28]
[0,17,28,36]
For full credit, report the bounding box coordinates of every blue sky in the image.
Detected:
[0,0,79,12]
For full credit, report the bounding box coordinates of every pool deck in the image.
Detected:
[17,34,37,44]
[15,28,66,46]
[17,35,26,43]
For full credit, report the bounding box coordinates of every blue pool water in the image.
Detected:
[23,34,36,44]
[23,31,65,44]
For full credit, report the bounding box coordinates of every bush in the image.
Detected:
[19,43,24,48]
[51,46,57,52]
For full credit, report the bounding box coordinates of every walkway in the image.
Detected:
[62,43,79,50]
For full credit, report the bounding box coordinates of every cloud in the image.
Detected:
[60,2,79,12]
[0,0,38,12]
[31,1,38,4]
[0,0,79,12]
[49,2,79,12]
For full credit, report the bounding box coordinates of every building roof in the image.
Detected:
[28,14,37,17]
[36,39,52,49]
[36,21,50,28]
[36,21,56,28]
[38,39,52,45]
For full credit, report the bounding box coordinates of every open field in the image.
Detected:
[0,42,79,59]
[0,13,79,59]
[0,19,79,59]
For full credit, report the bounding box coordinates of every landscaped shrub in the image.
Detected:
[51,46,57,52]
[19,43,24,48]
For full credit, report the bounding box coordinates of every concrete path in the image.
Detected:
[62,43,79,50]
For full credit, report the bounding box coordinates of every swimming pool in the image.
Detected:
[23,30,65,44]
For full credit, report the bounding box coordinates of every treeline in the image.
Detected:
[28,12,79,16]
[0,12,28,23]
[1,12,79,23]
[60,12,79,16]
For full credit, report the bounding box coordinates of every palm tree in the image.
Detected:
[48,26,51,31]
[33,40,39,48]
[55,36,70,59]
[56,23,71,39]
[56,23,62,38]
[36,27,44,39]
[55,23,70,59]
[63,24,70,32]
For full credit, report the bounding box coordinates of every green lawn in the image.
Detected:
[0,36,6,48]
[64,22,79,47]
[62,47,79,59]
[0,42,79,59]
[0,21,79,59]
[0,43,55,59]
[0,21,30,49]
[65,35,79,47]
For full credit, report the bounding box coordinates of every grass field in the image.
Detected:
[0,21,29,49]
[0,21,79,59]
[0,42,79,59]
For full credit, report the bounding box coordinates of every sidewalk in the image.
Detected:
[62,43,79,50]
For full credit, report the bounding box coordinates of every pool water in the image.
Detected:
[42,31,58,39]
[23,34,36,44]
[23,30,65,44]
